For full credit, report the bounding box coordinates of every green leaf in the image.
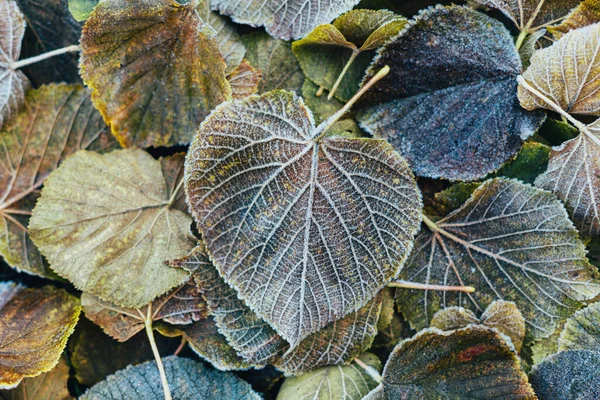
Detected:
[184,89,422,347]
[0,0,30,130]
[0,84,118,277]
[172,244,384,374]
[241,31,304,94]
[67,0,97,21]
[276,353,381,400]
[365,326,535,399]
[0,357,72,400]
[529,349,600,399]
[358,5,545,181]
[423,182,481,219]
[0,283,81,389]
[293,9,406,102]
[396,178,600,341]
[80,0,231,148]
[518,29,546,69]
[211,0,361,40]
[80,356,261,399]
[29,149,195,308]
[431,300,526,352]
[558,302,600,351]
[548,0,600,38]
[493,141,551,184]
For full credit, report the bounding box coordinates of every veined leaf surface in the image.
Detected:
[558,302,600,351]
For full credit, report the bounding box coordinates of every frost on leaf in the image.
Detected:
[293,9,406,102]
[80,356,261,400]
[184,89,422,347]
[548,0,600,38]
[357,6,545,181]
[0,0,30,130]
[172,244,384,375]
[365,326,535,400]
[79,0,231,148]
[558,302,600,352]
[2,357,72,400]
[227,59,262,100]
[0,84,118,277]
[0,283,81,389]
[277,353,381,400]
[396,178,600,341]
[210,0,361,40]
[29,150,196,308]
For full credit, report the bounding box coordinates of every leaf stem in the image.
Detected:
[353,357,382,384]
[168,179,185,207]
[515,30,528,51]
[328,50,360,100]
[174,337,187,356]
[315,86,325,97]
[389,280,476,293]
[313,65,389,141]
[9,45,80,70]
[142,305,172,400]
[421,214,439,233]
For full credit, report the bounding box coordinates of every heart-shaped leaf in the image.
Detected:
[395,178,600,341]
[184,88,422,347]
[0,0,30,130]
[365,326,535,399]
[29,150,195,308]
[210,0,361,40]
[0,84,118,277]
[1,357,72,400]
[0,283,81,389]
[357,5,545,181]
[80,0,231,148]
[293,9,407,102]
[80,356,261,400]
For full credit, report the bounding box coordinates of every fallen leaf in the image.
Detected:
[358,5,545,181]
[67,0,98,21]
[80,0,231,148]
[558,302,600,351]
[29,150,195,308]
[227,59,262,100]
[396,178,600,341]
[0,357,72,400]
[493,141,550,184]
[0,283,81,389]
[185,89,422,347]
[0,84,118,277]
[549,0,600,38]
[80,356,261,399]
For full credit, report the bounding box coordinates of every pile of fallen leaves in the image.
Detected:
[1,0,600,399]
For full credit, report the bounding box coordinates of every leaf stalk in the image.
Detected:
[328,49,360,100]
[9,45,80,70]
[142,305,172,400]
[353,357,383,384]
[389,280,476,293]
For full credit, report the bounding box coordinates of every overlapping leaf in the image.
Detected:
[473,0,581,32]
[558,302,600,351]
[29,150,195,308]
[395,178,600,341]
[0,283,81,389]
[529,350,600,399]
[241,32,304,94]
[431,301,526,351]
[227,59,262,100]
[210,0,361,40]
[549,0,600,38]
[68,0,98,21]
[293,9,406,102]
[0,357,72,400]
[365,326,535,399]
[82,279,206,342]
[0,84,117,277]
[172,244,384,374]
[185,89,422,347]
[276,353,381,400]
[358,5,545,181]
[80,0,231,148]
[80,356,261,400]
[0,0,29,131]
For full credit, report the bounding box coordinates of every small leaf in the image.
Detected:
[358,5,545,181]
[473,0,581,32]
[241,31,304,94]
[0,0,30,130]
[558,302,600,351]
[227,59,262,100]
[549,0,600,38]
[82,279,206,342]
[68,0,98,21]
[80,356,261,400]
[276,353,381,400]
[366,326,535,399]
[80,0,231,148]
[185,89,422,346]
[493,141,551,184]
[396,178,600,341]
[519,23,600,116]
[1,357,72,400]
[529,349,600,399]
[518,29,546,68]
[30,149,195,308]
[293,9,406,102]
[211,0,361,40]
[0,283,81,389]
